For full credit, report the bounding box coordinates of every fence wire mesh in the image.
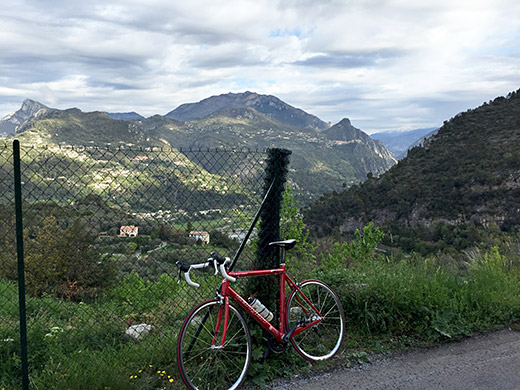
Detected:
[0,142,276,389]
[0,143,17,375]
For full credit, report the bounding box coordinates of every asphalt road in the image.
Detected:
[272,329,520,390]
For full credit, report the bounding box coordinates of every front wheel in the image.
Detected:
[177,300,252,390]
[286,280,345,361]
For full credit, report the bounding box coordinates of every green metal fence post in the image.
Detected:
[13,139,30,390]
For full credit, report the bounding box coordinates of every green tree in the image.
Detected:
[23,216,116,300]
[280,185,316,276]
[0,217,17,280]
[320,222,384,272]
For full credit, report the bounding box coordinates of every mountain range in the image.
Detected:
[305,88,520,253]
[371,127,439,158]
[0,92,397,202]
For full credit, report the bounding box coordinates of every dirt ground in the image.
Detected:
[271,328,520,390]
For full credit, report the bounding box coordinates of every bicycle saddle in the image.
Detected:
[268,239,297,250]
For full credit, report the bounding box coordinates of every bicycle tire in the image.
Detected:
[177,299,252,390]
[286,280,345,361]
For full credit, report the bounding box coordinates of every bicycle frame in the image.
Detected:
[214,265,324,346]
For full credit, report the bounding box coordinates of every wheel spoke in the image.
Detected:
[286,281,345,361]
[178,301,252,390]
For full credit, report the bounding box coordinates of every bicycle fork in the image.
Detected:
[210,296,230,349]
[185,299,229,359]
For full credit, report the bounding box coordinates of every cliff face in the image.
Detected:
[0,99,51,135]
[324,118,397,175]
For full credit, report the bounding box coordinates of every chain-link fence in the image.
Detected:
[0,141,289,389]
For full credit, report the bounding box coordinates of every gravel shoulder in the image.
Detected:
[272,328,520,390]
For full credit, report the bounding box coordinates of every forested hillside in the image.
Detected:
[305,89,520,253]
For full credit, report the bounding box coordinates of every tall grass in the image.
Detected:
[315,228,520,345]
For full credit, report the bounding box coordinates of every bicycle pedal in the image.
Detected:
[258,347,271,363]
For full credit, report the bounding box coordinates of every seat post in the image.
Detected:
[268,240,296,267]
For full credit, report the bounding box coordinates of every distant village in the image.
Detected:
[119,225,211,244]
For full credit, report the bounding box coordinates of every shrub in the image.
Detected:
[20,216,117,300]
[316,227,520,342]
[318,222,384,272]
[108,272,180,314]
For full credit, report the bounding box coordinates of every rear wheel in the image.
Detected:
[286,280,345,361]
[177,300,252,390]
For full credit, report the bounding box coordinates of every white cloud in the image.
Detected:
[0,0,519,131]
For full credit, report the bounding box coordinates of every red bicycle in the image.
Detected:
[176,239,345,390]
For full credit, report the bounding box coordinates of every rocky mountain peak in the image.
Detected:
[20,99,49,115]
[338,118,352,126]
[0,99,51,136]
[324,117,367,141]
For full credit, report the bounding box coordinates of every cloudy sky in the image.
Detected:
[1,0,519,133]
